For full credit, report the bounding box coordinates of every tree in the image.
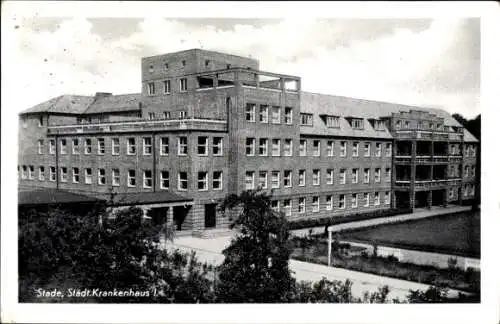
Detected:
[215,190,296,303]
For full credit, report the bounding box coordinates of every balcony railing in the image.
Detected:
[395,155,464,164]
[47,118,228,135]
[393,130,463,141]
[395,179,462,190]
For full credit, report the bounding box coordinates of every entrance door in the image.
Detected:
[204,204,217,228]
[173,206,187,231]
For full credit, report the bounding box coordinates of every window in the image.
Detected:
[374,120,385,131]
[58,167,67,182]
[326,195,333,211]
[259,105,269,123]
[375,168,381,182]
[313,140,320,156]
[160,171,169,189]
[386,143,392,157]
[299,198,306,213]
[72,168,80,183]
[351,118,364,129]
[259,138,268,156]
[312,169,320,186]
[385,168,391,182]
[351,194,358,208]
[271,200,280,213]
[160,137,169,155]
[271,106,281,124]
[258,171,268,189]
[339,194,346,209]
[205,59,210,67]
[470,185,475,196]
[363,168,370,183]
[83,138,91,154]
[163,80,171,94]
[284,139,293,156]
[179,78,188,92]
[69,138,79,155]
[300,113,313,126]
[352,168,359,184]
[49,166,56,182]
[404,121,410,129]
[340,169,346,185]
[60,139,67,154]
[37,140,44,154]
[471,146,476,157]
[271,139,281,156]
[395,120,402,130]
[374,192,380,206]
[312,196,320,212]
[127,138,136,155]
[246,138,256,156]
[38,166,45,181]
[463,185,469,197]
[108,138,119,155]
[213,171,222,190]
[299,140,307,156]
[127,170,136,187]
[284,107,293,124]
[298,170,306,186]
[284,170,292,188]
[28,165,34,180]
[471,165,476,177]
[283,199,292,216]
[182,60,186,67]
[142,137,152,155]
[271,171,280,189]
[245,103,256,122]
[38,116,44,127]
[464,165,469,177]
[97,138,105,155]
[363,193,370,207]
[179,111,187,119]
[364,143,371,157]
[21,165,27,179]
[326,169,334,185]
[98,169,106,185]
[178,172,188,190]
[340,141,347,157]
[163,111,171,119]
[326,116,340,128]
[147,82,155,95]
[197,172,208,191]
[112,169,120,187]
[375,143,382,157]
[178,137,188,155]
[327,141,334,156]
[197,136,208,155]
[148,112,155,120]
[385,191,391,205]
[213,137,223,156]
[245,171,255,190]
[352,142,359,157]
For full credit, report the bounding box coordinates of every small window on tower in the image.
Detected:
[182,60,186,67]
[205,60,210,67]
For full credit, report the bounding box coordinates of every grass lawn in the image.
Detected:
[338,210,480,258]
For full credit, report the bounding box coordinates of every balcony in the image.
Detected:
[393,130,463,141]
[47,118,228,135]
[395,179,462,190]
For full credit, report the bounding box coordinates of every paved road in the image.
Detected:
[165,236,464,301]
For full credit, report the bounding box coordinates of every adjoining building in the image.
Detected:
[18,48,479,232]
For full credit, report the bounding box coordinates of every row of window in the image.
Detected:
[272,192,391,216]
[19,165,224,191]
[447,165,476,178]
[38,136,224,157]
[448,144,477,157]
[245,104,293,125]
[245,138,392,158]
[147,78,187,95]
[244,167,391,190]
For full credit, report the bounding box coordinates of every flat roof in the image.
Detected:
[18,188,104,206]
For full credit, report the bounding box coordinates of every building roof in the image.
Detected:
[83,93,142,114]
[104,191,193,206]
[18,188,104,206]
[20,95,94,115]
[300,92,479,142]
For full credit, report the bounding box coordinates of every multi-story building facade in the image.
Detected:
[18,49,479,231]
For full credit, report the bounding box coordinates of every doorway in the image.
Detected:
[204,204,217,228]
[173,206,188,231]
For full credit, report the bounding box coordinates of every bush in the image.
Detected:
[288,208,412,231]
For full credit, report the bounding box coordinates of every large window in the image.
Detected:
[364,168,370,184]
[326,195,333,211]
[127,138,136,155]
[364,143,371,157]
[385,168,391,182]
[283,199,292,216]
[271,139,281,156]
[160,137,169,155]
[246,103,256,122]
[351,194,358,208]
[271,200,280,213]
[374,192,380,206]
[312,169,320,186]
[213,137,223,156]
[213,171,222,190]
[312,196,320,212]
[143,137,152,155]
[259,138,268,156]
[284,170,292,188]
[197,172,208,191]
[375,168,381,182]
[98,169,106,185]
[112,169,120,187]
[271,171,280,189]
[111,138,120,155]
[83,138,91,154]
[142,170,152,188]
[352,142,359,157]
[386,143,392,157]
[245,171,255,190]
[27,165,34,180]
[127,170,136,187]
[298,198,306,213]
[160,171,169,189]
[50,166,56,182]
[60,167,68,182]
[339,194,345,209]
[385,191,391,205]
[197,137,208,155]
[259,105,268,123]
[375,143,382,157]
[178,137,188,155]
[271,106,281,124]
[178,172,188,191]
[284,107,293,125]
[299,140,307,156]
[163,80,171,94]
[179,78,188,92]
[339,169,346,185]
[49,139,56,154]
[340,141,347,157]
[38,166,45,181]
[21,166,27,179]
[96,138,105,155]
[38,140,44,154]
[246,138,256,156]
[258,171,267,189]
[147,82,155,95]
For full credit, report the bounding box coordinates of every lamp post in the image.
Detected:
[328,228,332,267]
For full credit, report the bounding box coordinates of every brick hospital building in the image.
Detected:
[18,49,479,232]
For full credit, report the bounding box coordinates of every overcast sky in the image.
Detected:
[7,15,480,118]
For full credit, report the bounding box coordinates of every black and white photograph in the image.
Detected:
[2,1,499,324]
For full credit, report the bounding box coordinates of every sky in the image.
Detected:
[4,12,480,118]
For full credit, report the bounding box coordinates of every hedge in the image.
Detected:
[287,208,413,231]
